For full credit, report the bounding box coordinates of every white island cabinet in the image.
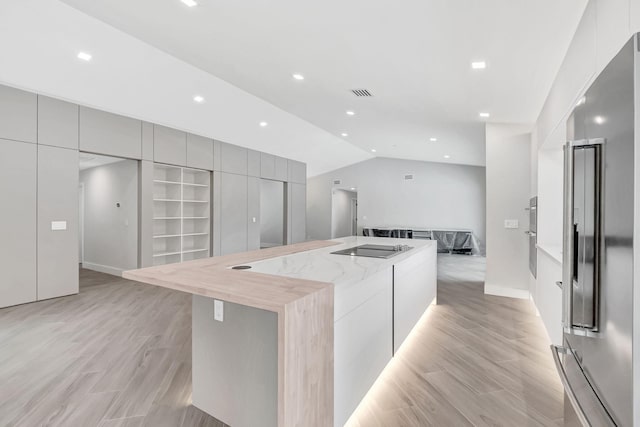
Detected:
[124,236,437,427]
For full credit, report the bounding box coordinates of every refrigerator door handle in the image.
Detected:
[562,142,574,329]
[551,345,591,427]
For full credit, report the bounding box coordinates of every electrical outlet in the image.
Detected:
[214,299,224,322]
[504,219,519,229]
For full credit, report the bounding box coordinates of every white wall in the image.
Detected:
[80,160,138,275]
[260,179,285,248]
[307,157,486,246]
[331,190,357,238]
[485,123,531,299]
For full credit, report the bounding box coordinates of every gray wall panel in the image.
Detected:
[187,134,214,171]
[37,95,79,149]
[248,149,261,177]
[79,107,142,159]
[247,176,260,250]
[139,160,153,267]
[275,156,288,182]
[37,145,79,300]
[0,139,36,308]
[220,172,248,255]
[212,171,221,256]
[220,142,248,175]
[154,125,186,166]
[288,183,307,244]
[287,160,307,184]
[0,85,37,143]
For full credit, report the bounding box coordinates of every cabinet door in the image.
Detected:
[187,133,214,171]
[247,176,260,250]
[288,183,306,244]
[260,153,276,180]
[220,173,248,255]
[38,95,79,149]
[0,139,36,308]
[287,160,306,184]
[142,122,154,161]
[154,125,186,166]
[0,85,37,143]
[274,156,288,182]
[248,149,261,177]
[79,107,142,159]
[220,142,248,175]
[38,145,79,300]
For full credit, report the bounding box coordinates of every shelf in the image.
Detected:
[182,248,209,254]
[183,182,209,188]
[183,200,209,203]
[154,234,182,239]
[154,199,181,202]
[183,232,209,237]
[153,217,182,220]
[153,251,182,258]
[183,216,209,220]
[154,179,181,185]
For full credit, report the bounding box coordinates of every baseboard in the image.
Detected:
[82,262,124,277]
[484,284,530,300]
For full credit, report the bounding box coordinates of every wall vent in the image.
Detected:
[333,179,342,185]
[351,89,373,97]
[404,174,414,180]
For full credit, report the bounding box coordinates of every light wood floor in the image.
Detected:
[0,257,563,427]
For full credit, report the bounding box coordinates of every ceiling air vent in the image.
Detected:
[351,89,373,97]
[404,174,414,181]
[333,179,342,185]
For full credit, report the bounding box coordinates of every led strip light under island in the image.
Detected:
[124,236,437,427]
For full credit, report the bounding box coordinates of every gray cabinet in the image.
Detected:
[0,85,37,144]
[139,160,154,267]
[247,176,260,250]
[154,125,186,166]
[37,145,79,300]
[79,107,142,159]
[37,96,79,149]
[187,134,214,171]
[288,183,307,244]
[0,139,37,308]
[220,142,248,175]
[275,156,288,182]
[288,160,306,184]
[260,153,276,179]
[248,149,261,177]
[142,122,154,161]
[220,172,248,255]
[212,171,222,256]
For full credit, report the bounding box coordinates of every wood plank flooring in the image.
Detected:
[0,257,563,427]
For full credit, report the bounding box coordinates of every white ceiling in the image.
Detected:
[59,0,587,167]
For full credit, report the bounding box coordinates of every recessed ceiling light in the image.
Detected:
[77,52,92,62]
[429,137,437,142]
[259,121,268,127]
[350,187,356,191]
[444,155,451,159]
[292,73,305,80]
[594,116,605,125]
[371,149,377,153]
[181,0,198,7]
[193,95,205,103]
[471,61,487,69]
[479,112,490,118]
[341,133,348,137]
[346,110,355,116]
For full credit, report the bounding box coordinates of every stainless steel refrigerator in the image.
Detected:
[554,36,635,426]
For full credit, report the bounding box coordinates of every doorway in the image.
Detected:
[260,179,286,248]
[331,189,358,238]
[78,153,139,286]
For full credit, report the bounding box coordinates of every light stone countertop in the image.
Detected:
[245,236,435,287]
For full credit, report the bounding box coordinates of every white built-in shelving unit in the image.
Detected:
[152,164,211,266]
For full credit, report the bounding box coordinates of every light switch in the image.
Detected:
[504,219,519,229]
[214,299,224,322]
[51,221,67,231]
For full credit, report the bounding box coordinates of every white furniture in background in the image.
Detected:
[153,164,211,265]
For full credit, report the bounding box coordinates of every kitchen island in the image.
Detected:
[124,236,437,427]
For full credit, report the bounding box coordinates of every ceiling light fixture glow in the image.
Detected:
[292,73,305,80]
[181,0,198,7]
[346,110,355,116]
[594,116,605,125]
[259,121,268,127]
[193,95,205,103]
[77,52,92,61]
[444,155,451,159]
[471,61,487,69]
[479,112,490,118]
[429,137,437,142]
[341,133,348,137]
[371,149,377,153]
